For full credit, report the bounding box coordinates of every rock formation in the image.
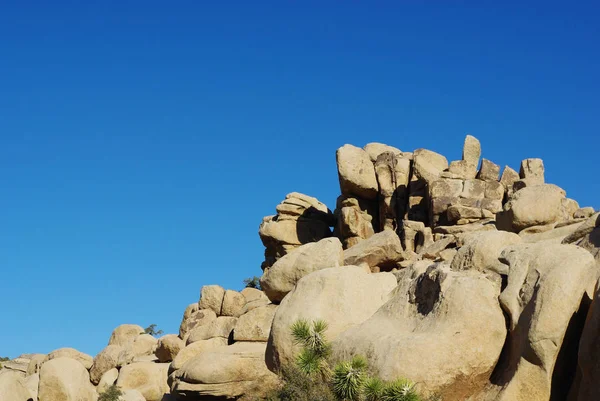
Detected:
[1,134,598,401]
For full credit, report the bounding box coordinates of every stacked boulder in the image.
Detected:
[258,192,334,269]
[170,285,279,400]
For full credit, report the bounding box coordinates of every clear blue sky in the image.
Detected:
[1,1,598,358]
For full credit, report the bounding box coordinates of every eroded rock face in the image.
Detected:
[90,344,132,385]
[576,279,600,401]
[265,266,397,372]
[499,184,567,232]
[108,324,144,347]
[186,316,237,345]
[179,308,217,342]
[170,338,229,372]
[45,347,93,370]
[375,152,411,232]
[171,342,280,400]
[0,371,32,401]
[155,334,184,363]
[116,362,170,401]
[342,230,404,272]
[233,304,278,342]
[332,265,506,401]
[260,237,344,303]
[259,193,334,268]
[450,231,522,274]
[337,144,379,200]
[38,357,97,401]
[472,243,596,401]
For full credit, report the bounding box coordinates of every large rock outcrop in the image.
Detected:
[332,264,507,401]
[265,266,397,372]
[471,243,596,401]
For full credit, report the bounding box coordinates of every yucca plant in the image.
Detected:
[332,355,368,401]
[363,376,385,401]
[382,378,420,401]
[290,318,330,355]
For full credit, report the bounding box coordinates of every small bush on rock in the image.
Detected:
[98,384,123,401]
[332,356,368,401]
[244,276,262,290]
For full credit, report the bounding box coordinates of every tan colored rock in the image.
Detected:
[170,338,229,372]
[500,184,566,232]
[451,231,522,274]
[375,152,411,231]
[462,134,481,166]
[413,148,449,185]
[519,158,545,184]
[179,308,217,341]
[561,197,580,220]
[336,200,375,248]
[131,334,158,357]
[363,142,402,162]
[575,207,596,219]
[186,316,237,345]
[575,279,600,401]
[38,357,96,401]
[155,334,185,363]
[266,266,397,372]
[402,219,426,252]
[419,237,455,260]
[241,287,268,304]
[336,144,378,199]
[562,212,600,245]
[234,304,278,342]
[0,370,32,401]
[447,159,477,179]
[500,165,520,197]
[438,248,457,262]
[433,219,496,235]
[97,367,119,393]
[472,243,596,401]
[90,344,132,385]
[24,372,39,400]
[484,181,504,201]
[198,285,225,315]
[477,158,500,181]
[108,324,144,347]
[332,265,506,401]
[116,362,169,401]
[343,230,403,272]
[119,389,146,401]
[447,205,493,223]
[221,290,246,317]
[260,237,344,302]
[171,342,279,400]
[45,347,93,370]
[429,178,463,199]
[461,179,486,199]
[26,353,46,376]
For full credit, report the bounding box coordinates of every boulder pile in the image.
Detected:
[2,135,599,401]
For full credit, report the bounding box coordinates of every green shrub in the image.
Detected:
[98,384,123,401]
[363,376,385,401]
[244,276,262,290]
[381,378,420,401]
[332,355,368,401]
[143,324,163,337]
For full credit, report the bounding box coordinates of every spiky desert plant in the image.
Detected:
[363,376,385,401]
[291,318,330,355]
[290,318,332,378]
[382,379,420,401]
[332,355,368,401]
